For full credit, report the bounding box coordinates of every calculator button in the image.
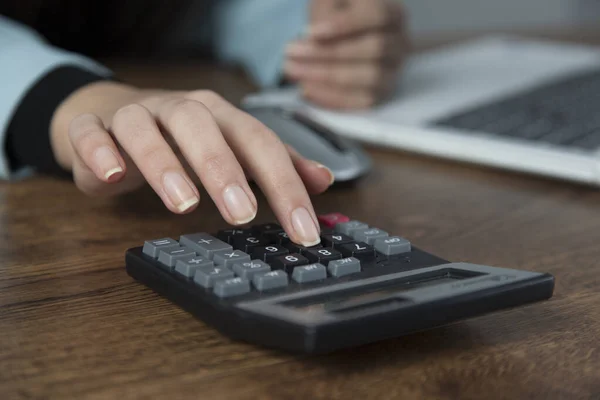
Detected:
[213,277,251,298]
[352,228,389,244]
[253,270,289,291]
[157,247,197,269]
[264,230,291,245]
[231,235,270,253]
[193,266,235,288]
[304,248,343,264]
[328,257,361,278]
[142,238,180,258]
[212,250,251,269]
[252,245,289,262]
[252,223,282,235]
[321,233,354,248]
[374,236,411,256]
[180,233,232,259]
[334,221,369,236]
[216,229,253,244]
[175,256,213,278]
[339,242,376,261]
[292,263,327,283]
[317,213,350,228]
[271,253,310,273]
[284,242,323,255]
[233,260,271,280]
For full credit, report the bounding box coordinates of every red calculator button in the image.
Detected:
[318,213,350,228]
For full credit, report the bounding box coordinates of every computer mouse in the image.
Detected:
[244,106,372,183]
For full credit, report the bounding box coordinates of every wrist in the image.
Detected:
[50,81,140,171]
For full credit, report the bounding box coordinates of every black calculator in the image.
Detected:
[125,212,555,354]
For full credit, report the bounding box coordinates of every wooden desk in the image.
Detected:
[2,33,600,399]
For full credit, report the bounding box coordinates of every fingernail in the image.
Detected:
[291,207,321,246]
[223,184,257,225]
[94,146,123,181]
[286,42,312,57]
[315,162,335,186]
[162,172,199,212]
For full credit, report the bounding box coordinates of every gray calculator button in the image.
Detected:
[180,233,232,259]
[212,249,251,269]
[328,257,361,278]
[213,277,251,298]
[175,256,213,278]
[335,221,368,235]
[352,228,389,244]
[374,236,411,255]
[252,270,288,291]
[157,247,196,269]
[193,266,235,288]
[292,263,327,283]
[142,238,180,258]
[233,260,271,280]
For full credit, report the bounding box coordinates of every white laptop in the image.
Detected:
[243,35,600,186]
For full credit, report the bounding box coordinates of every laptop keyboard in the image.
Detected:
[433,68,600,151]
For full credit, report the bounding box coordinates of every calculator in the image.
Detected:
[125,212,555,354]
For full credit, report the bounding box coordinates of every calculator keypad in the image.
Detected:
[212,249,251,269]
[253,270,289,291]
[142,213,412,298]
[271,253,310,273]
[328,257,361,277]
[157,247,196,269]
[175,256,213,278]
[232,260,271,280]
[180,233,232,259]
[193,265,235,288]
[339,242,376,261]
[292,263,327,283]
[214,277,251,298]
[143,238,180,258]
[321,233,354,248]
[252,245,289,262]
[231,235,271,253]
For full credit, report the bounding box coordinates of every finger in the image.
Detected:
[188,91,322,246]
[308,0,403,40]
[285,144,335,195]
[154,97,258,226]
[285,60,397,91]
[286,32,402,62]
[69,113,126,183]
[69,113,148,197]
[301,84,378,110]
[110,103,200,214]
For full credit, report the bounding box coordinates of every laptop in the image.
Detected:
[243,35,600,186]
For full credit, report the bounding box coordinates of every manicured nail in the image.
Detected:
[286,42,312,57]
[291,207,321,246]
[223,184,257,225]
[315,162,335,186]
[94,146,123,181]
[162,172,199,212]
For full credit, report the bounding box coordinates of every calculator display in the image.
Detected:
[285,273,469,314]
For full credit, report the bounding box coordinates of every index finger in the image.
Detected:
[186,92,322,247]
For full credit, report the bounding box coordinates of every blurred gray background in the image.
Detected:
[402,0,600,37]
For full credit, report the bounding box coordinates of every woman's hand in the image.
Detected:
[285,0,410,110]
[50,82,334,246]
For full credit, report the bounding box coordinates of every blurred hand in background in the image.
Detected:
[285,0,410,110]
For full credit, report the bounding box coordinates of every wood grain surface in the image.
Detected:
[2,32,600,400]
